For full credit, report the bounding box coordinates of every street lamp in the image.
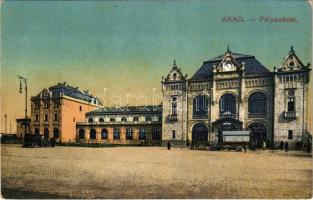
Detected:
[18,75,28,141]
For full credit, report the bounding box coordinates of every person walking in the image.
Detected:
[284,141,289,152]
[167,140,171,150]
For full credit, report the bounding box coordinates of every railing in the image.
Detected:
[219,113,237,119]
[284,111,296,119]
[76,121,161,125]
[248,113,267,118]
[168,114,178,121]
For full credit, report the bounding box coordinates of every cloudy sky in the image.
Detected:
[1,0,311,132]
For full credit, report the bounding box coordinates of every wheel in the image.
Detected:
[31,143,37,147]
[236,146,243,152]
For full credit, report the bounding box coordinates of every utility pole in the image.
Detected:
[4,114,7,134]
[18,75,28,141]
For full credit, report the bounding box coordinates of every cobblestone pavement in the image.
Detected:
[1,144,312,199]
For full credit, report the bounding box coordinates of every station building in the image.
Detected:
[161,47,311,148]
[76,105,162,145]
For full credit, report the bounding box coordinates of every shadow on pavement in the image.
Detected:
[1,187,77,199]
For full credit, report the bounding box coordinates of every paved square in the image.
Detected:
[1,144,312,198]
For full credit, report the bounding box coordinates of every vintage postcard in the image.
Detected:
[1,0,312,199]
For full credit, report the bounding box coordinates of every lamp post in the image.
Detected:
[18,75,28,141]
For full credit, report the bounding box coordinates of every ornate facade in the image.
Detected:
[76,105,162,145]
[161,47,311,148]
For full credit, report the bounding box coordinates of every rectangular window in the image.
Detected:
[172,130,176,139]
[54,112,58,121]
[79,106,82,111]
[35,114,39,122]
[172,103,177,115]
[287,98,295,112]
[288,130,293,140]
[44,114,48,121]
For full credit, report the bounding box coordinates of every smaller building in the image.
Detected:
[76,105,162,145]
[31,82,101,143]
[16,117,31,139]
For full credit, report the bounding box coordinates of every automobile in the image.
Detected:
[23,133,55,148]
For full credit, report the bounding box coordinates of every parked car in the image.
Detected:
[23,134,54,148]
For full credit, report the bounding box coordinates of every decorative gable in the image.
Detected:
[164,60,187,81]
[41,88,51,99]
[215,46,243,73]
[276,46,306,72]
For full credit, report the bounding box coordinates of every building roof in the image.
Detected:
[190,52,271,81]
[86,105,162,116]
[32,82,101,105]
[16,117,31,122]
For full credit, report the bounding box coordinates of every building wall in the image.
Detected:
[31,95,99,143]
[161,82,188,145]
[76,124,162,145]
[273,72,308,148]
[60,97,99,142]
[307,69,313,135]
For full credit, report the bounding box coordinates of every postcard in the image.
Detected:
[1,0,312,199]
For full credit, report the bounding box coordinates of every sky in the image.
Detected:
[1,0,312,133]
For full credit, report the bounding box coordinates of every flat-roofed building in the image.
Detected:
[76,105,162,145]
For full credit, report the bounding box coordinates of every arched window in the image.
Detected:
[248,91,267,114]
[152,128,161,140]
[99,118,104,123]
[90,129,96,140]
[171,97,177,115]
[220,93,236,115]
[113,128,120,140]
[79,129,85,139]
[101,129,108,139]
[53,128,59,138]
[110,117,115,122]
[121,117,127,122]
[126,128,133,140]
[133,116,139,122]
[193,95,209,117]
[88,118,93,123]
[139,128,146,140]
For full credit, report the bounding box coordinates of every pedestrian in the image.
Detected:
[284,141,289,152]
[167,140,171,150]
[280,141,284,150]
[307,142,311,153]
[263,141,266,150]
[244,146,247,153]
